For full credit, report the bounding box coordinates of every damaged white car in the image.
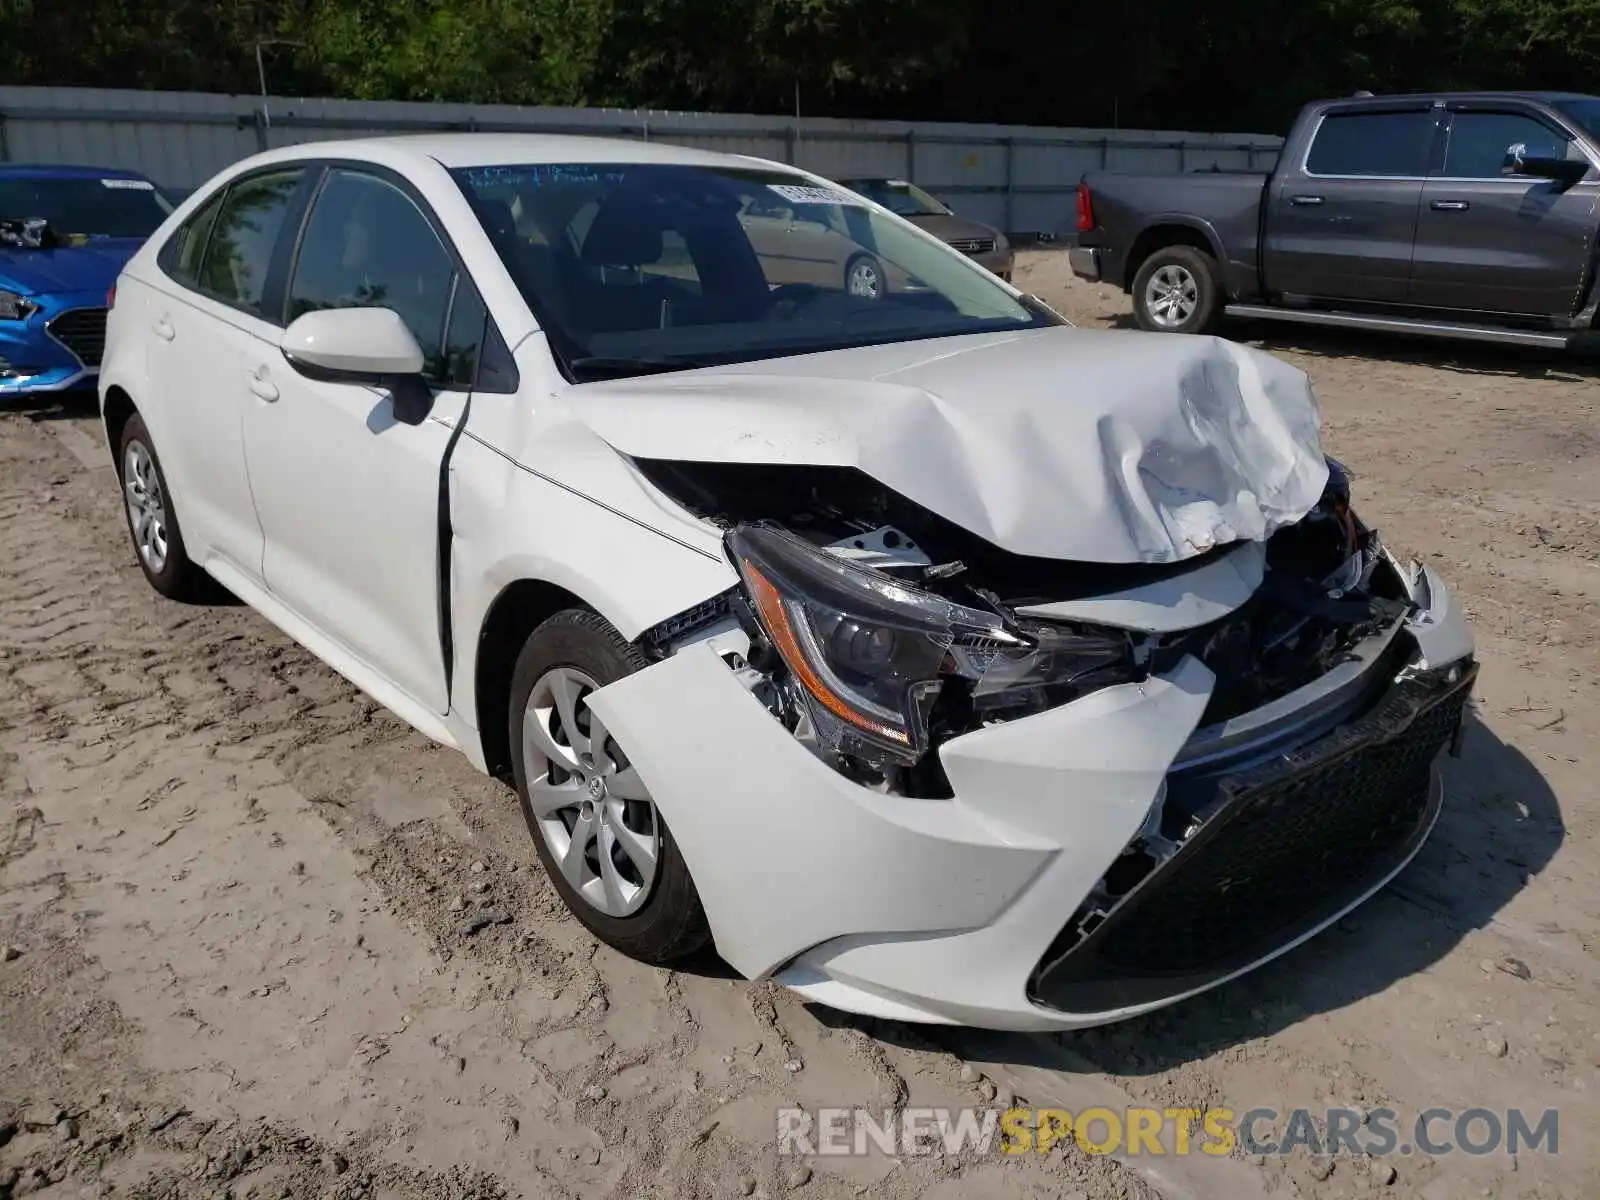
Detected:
[98,135,1476,1031]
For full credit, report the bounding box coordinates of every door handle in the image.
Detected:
[152,317,175,341]
[247,369,279,403]
[1430,200,1470,211]
[1289,195,1324,207]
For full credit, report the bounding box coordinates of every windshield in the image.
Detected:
[840,179,952,217]
[0,175,173,238]
[1552,97,1600,143]
[451,163,1047,380]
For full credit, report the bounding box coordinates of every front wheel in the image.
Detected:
[1131,245,1221,334]
[509,609,710,963]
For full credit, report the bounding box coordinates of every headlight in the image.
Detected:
[726,524,1135,765]
[994,232,1010,253]
[0,289,38,321]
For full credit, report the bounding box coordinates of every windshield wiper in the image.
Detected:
[568,354,726,381]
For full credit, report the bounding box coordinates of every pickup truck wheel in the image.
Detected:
[1132,246,1221,334]
[509,609,712,964]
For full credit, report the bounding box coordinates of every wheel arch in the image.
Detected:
[1124,220,1224,291]
[102,385,139,473]
[473,577,593,782]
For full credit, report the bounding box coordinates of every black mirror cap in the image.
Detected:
[281,348,434,426]
[387,374,434,426]
[1502,149,1589,185]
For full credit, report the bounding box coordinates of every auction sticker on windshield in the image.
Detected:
[769,183,860,206]
[101,178,155,190]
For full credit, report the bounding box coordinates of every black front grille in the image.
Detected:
[947,237,996,255]
[47,307,108,368]
[1030,663,1475,1014]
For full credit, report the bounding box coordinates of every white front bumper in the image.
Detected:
[589,643,1215,1030]
[584,563,1473,1032]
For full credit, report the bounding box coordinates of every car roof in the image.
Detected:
[0,162,152,181]
[264,132,796,172]
[1324,90,1599,106]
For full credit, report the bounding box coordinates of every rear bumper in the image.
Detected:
[1068,245,1103,283]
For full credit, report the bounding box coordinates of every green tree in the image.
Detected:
[597,0,972,113]
[0,0,313,94]
[290,0,613,105]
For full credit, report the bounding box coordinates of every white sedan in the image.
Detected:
[98,135,1476,1031]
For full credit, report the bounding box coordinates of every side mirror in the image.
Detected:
[281,307,434,426]
[1501,143,1588,185]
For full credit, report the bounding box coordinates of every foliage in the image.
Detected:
[1,0,1598,133]
[292,0,612,106]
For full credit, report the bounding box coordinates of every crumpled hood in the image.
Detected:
[576,326,1330,564]
[0,239,140,295]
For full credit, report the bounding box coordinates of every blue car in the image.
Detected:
[1,163,175,398]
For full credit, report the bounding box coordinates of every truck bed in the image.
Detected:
[1072,171,1269,296]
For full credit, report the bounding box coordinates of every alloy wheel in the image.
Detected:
[847,258,882,299]
[123,440,169,574]
[1143,263,1200,328]
[521,666,660,917]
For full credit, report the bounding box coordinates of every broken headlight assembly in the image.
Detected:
[725,524,1137,767]
[0,289,39,321]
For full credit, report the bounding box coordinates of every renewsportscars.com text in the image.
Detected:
[776,1105,1559,1159]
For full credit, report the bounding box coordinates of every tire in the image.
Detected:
[844,252,885,300]
[509,609,710,963]
[1131,245,1221,334]
[117,413,204,600]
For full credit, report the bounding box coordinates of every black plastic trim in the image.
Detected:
[1029,660,1477,1015]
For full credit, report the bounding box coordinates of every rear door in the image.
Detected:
[142,167,308,580]
[1264,104,1438,303]
[1409,104,1600,317]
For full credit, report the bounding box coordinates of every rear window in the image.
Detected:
[1306,111,1434,177]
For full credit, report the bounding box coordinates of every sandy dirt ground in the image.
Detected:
[3,250,1597,1200]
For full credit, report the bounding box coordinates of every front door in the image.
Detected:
[1409,106,1600,317]
[1263,105,1437,304]
[242,166,475,715]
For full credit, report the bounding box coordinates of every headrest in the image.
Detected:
[580,200,664,267]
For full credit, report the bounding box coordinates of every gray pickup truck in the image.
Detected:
[1069,91,1600,349]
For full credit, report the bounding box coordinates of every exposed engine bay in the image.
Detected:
[634,455,1413,797]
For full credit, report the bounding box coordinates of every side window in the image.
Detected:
[1443,111,1573,178]
[1305,111,1435,178]
[287,169,456,376]
[197,169,304,317]
[441,281,485,389]
[157,190,225,287]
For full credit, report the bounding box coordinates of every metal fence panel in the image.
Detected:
[0,85,1282,235]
